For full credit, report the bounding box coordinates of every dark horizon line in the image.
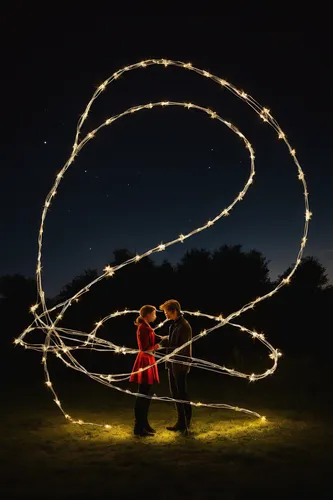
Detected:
[1,245,331,302]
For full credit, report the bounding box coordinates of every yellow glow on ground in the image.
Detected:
[66,415,272,444]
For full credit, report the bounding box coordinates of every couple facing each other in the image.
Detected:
[129,299,192,437]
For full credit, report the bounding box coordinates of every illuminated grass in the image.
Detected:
[2,376,332,498]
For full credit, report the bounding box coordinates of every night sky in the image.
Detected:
[2,15,332,297]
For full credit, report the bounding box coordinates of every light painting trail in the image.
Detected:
[15,59,311,428]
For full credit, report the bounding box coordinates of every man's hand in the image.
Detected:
[158,335,169,347]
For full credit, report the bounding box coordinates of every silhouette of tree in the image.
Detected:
[176,249,212,310]
[152,260,176,306]
[211,245,271,313]
[0,275,38,371]
[3,246,332,375]
[278,256,329,291]
[105,249,157,309]
[0,274,36,305]
[179,249,212,269]
[111,249,134,266]
[55,269,99,303]
[264,256,332,358]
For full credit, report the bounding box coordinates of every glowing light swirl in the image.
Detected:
[15,59,310,429]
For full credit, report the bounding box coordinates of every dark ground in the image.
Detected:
[1,352,332,499]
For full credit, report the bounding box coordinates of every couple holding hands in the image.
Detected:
[130,299,192,437]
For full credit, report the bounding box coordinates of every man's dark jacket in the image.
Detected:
[165,315,192,374]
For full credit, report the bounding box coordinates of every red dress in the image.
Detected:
[130,322,160,385]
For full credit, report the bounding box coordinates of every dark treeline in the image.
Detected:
[1,245,332,380]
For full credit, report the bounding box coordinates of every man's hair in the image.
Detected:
[159,299,181,313]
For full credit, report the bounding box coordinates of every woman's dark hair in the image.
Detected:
[134,305,156,326]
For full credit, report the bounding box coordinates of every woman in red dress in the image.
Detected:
[130,304,167,436]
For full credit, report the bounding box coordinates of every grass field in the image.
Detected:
[1,359,332,499]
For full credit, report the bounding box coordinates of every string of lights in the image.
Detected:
[15,59,310,429]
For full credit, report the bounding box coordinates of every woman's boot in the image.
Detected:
[134,397,154,436]
[142,393,156,433]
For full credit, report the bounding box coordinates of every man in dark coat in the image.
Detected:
[160,299,192,433]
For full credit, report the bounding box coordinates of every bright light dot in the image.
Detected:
[44,141,47,144]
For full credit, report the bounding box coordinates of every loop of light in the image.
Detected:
[15,59,310,428]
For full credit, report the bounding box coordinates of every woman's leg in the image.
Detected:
[134,383,153,433]
[141,384,155,431]
[134,384,145,431]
